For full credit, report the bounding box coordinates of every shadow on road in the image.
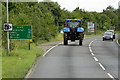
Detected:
[58,44,89,47]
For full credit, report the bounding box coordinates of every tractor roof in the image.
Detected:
[65,19,82,22]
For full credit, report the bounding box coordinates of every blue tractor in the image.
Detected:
[63,19,84,45]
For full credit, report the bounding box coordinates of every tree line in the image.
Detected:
[1,2,119,48]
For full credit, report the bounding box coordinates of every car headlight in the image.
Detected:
[103,36,105,38]
[111,36,113,38]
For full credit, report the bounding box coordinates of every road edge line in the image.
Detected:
[43,42,63,56]
[24,58,38,78]
[43,45,58,56]
[24,42,62,78]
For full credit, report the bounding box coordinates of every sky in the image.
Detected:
[38,0,120,12]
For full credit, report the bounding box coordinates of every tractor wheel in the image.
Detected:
[79,39,82,46]
[79,33,83,46]
[103,38,104,41]
[64,33,68,45]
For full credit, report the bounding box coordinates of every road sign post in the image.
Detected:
[94,22,97,35]
[6,0,9,55]
[29,40,30,50]
[87,22,95,35]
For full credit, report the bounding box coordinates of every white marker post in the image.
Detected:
[6,0,9,55]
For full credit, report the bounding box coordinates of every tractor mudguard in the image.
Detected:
[77,27,84,32]
[63,27,70,32]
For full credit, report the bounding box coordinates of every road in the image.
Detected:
[29,35,119,79]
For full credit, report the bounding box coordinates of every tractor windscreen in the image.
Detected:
[67,22,80,28]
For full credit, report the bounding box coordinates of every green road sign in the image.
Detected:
[9,25,32,39]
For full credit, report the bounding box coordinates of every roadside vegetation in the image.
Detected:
[2,41,43,78]
[1,1,119,78]
[118,39,120,44]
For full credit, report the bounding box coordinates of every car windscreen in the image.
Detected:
[107,31,114,34]
[67,22,80,28]
[104,33,112,36]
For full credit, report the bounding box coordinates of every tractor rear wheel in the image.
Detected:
[79,33,83,46]
[64,33,68,45]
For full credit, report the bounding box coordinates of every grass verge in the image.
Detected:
[2,43,43,78]
[84,30,104,37]
[2,33,62,78]
[118,39,120,44]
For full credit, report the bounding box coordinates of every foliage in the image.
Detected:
[2,2,119,50]
[2,43,43,78]
[1,2,119,78]
[119,39,120,44]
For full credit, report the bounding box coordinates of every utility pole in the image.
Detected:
[6,0,9,55]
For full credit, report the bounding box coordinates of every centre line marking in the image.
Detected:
[93,57,98,62]
[107,73,115,79]
[98,63,106,71]
[89,39,116,79]
[91,52,94,56]
[90,49,92,53]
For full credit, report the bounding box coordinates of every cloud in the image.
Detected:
[51,0,120,12]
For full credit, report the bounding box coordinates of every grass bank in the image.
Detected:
[84,30,104,37]
[2,42,43,78]
[2,33,63,79]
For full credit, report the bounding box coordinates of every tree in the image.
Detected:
[106,5,115,12]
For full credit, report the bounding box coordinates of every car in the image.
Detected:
[103,32,113,41]
[106,30,115,39]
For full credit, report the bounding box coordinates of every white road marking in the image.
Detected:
[98,63,106,71]
[43,45,58,56]
[43,42,63,56]
[90,49,92,53]
[89,44,91,47]
[91,52,94,56]
[89,39,116,79]
[93,57,98,62]
[107,73,115,79]
[89,47,91,50]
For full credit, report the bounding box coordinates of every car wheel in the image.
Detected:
[111,38,113,41]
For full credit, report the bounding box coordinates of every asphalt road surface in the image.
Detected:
[29,35,119,79]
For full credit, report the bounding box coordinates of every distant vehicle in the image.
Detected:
[63,19,84,45]
[103,32,113,41]
[106,30,115,39]
[109,27,115,31]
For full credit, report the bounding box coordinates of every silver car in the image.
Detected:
[106,30,115,39]
[103,32,113,41]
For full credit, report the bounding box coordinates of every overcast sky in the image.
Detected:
[39,0,120,12]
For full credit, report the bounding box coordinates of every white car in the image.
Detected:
[103,32,113,41]
[106,30,115,39]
